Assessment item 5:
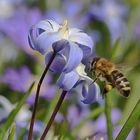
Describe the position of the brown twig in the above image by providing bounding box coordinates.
[40,90,67,140]
[28,52,56,140]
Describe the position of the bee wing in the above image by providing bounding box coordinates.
[116,63,134,74]
[112,56,138,73]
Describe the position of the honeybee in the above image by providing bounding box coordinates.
[90,57,131,97]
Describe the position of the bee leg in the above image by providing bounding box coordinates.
[101,83,106,99]
[89,73,101,86]
[102,83,114,99]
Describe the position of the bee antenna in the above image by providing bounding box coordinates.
[89,81,94,86]
[89,73,101,86]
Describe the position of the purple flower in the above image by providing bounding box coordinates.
[46,56,100,104]
[29,19,93,73]
[29,19,98,103]
[89,0,128,42]
[0,66,57,105]
[0,7,42,54]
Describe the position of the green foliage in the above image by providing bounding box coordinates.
[43,89,60,123]
[116,99,140,140]
[7,123,16,140]
[88,19,112,58]
[111,37,121,60]
[105,94,113,140]
[0,82,35,139]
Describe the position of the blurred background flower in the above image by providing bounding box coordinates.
[88,0,128,43]
[0,0,140,139]
[0,6,42,55]
[0,66,57,105]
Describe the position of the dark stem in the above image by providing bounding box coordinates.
[28,52,56,140]
[40,90,67,140]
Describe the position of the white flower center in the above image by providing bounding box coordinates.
[76,63,87,77]
[59,20,69,40]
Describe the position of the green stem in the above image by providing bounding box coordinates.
[116,99,140,140]
[105,94,113,140]
[40,90,67,140]
[135,120,140,140]
[28,52,56,140]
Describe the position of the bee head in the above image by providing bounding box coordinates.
[89,57,100,72]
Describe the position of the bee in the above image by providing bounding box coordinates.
[90,57,131,97]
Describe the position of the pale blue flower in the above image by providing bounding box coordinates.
[57,63,100,104]
[28,19,93,73]
[45,55,100,104]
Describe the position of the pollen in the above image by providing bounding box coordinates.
[105,84,113,92]
[59,20,69,39]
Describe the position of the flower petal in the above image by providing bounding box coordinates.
[35,20,60,32]
[63,42,83,73]
[69,28,93,56]
[28,20,62,54]
[57,71,79,91]
[45,52,66,73]
[35,32,61,54]
[28,27,38,50]
[52,39,69,52]
[82,85,88,98]
[81,82,100,104]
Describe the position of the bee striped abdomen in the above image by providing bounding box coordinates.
[111,70,131,97]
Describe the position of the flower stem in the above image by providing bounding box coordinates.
[28,52,56,140]
[40,90,67,140]
[105,93,113,140]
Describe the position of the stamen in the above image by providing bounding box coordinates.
[59,20,69,39]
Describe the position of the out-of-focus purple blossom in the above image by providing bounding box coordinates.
[90,109,134,140]
[46,0,88,28]
[0,7,42,54]
[29,19,93,73]
[67,105,99,139]
[54,112,64,123]
[0,66,57,105]
[89,0,128,43]
[78,121,95,139]
[69,108,134,139]
[95,109,121,132]
[133,21,140,38]
[67,105,90,128]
